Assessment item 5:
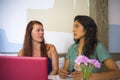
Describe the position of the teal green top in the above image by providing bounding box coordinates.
[66,42,111,73]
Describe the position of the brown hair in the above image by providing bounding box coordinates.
[23,20,47,57]
[74,15,98,57]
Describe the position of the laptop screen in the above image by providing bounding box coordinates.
[0,56,48,80]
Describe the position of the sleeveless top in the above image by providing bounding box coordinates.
[47,57,52,75]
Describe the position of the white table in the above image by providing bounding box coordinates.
[48,75,73,80]
[48,74,120,80]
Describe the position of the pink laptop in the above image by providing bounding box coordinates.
[0,56,48,80]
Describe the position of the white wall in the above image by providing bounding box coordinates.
[1,0,120,53]
[0,0,89,53]
[108,0,120,53]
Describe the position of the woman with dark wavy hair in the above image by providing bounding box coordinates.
[59,15,120,80]
[18,20,58,75]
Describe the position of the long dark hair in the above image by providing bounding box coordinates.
[23,20,47,57]
[74,15,98,57]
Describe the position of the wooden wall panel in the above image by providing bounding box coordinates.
[89,0,108,49]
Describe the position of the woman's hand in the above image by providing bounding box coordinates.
[58,68,68,79]
[71,71,83,80]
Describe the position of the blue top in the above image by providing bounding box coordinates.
[47,57,52,75]
[66,42,111,73]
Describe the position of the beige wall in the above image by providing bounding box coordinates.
[27,0,89,33]
[0,0,89,53]
[26,0,89,53]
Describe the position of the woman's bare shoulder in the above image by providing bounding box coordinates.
[46,43,56,50]
[18,49,24,56]
[46,43,58,58]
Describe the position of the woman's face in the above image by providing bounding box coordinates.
[72,20,86,40]
[31,24,44,43]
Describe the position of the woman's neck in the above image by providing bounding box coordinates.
[32,40,41,57]
[78,38,85,55]
[32,40,41,48]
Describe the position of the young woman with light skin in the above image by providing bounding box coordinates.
[59,15,120,80]
[18,20,58,75]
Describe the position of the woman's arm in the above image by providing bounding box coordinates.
[89,42,120,80]
[89,58,120,80]
[48,45,59,75]
[59,59,70,78]
[18,49,23,56]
